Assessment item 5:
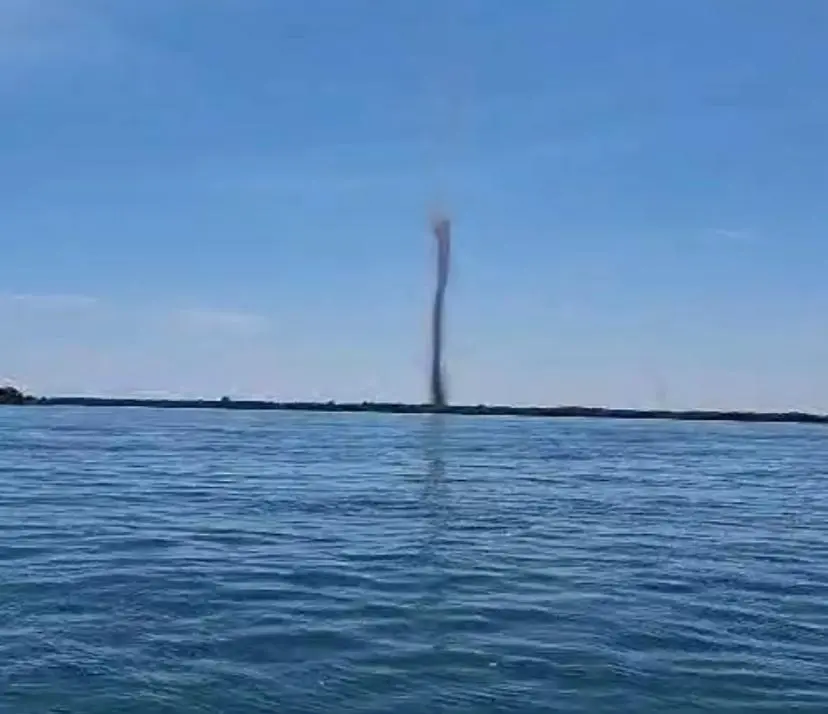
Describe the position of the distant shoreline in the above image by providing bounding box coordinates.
[11,396,828,425]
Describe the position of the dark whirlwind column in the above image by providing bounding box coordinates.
[430,216,451,408]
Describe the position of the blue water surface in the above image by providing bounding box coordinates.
[1,407,826,713]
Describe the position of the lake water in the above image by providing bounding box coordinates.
[1,407,826,713]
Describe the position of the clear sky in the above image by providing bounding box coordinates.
[1,0,827,411]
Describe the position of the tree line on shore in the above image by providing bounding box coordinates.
[2,386,826,425]
[0,385,34,405]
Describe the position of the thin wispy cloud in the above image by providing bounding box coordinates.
[711,228,756,243]
[0,293,270,338]
[528,133,643,162]
[0,292,100,311]
[167,307,271,336]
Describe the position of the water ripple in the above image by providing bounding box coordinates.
[1,407,827,712]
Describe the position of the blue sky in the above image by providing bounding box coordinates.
[2,0,827,410]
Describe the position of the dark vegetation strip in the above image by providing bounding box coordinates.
[9,393,827,425]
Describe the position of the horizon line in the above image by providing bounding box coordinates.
[8,393,827,426]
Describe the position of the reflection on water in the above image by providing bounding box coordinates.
[421,413,450,541]
[417,415,451,656]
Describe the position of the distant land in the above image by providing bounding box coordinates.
[2,387,826,425]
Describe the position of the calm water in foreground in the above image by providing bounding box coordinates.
[1,407,826,713]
